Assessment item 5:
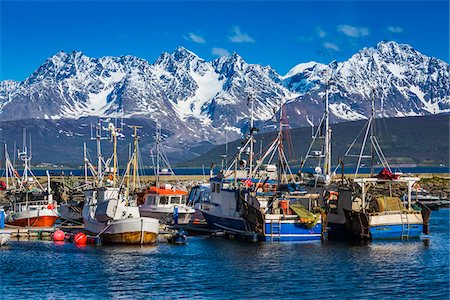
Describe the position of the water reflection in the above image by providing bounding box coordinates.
[0,209,448,299]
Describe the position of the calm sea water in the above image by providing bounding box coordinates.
[1,209,449,299]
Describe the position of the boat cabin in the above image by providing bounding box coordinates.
[144,185,188,207]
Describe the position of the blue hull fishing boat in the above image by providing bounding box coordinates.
[327,176,429,240]
[200,99,323,242]
[326,93,430,240]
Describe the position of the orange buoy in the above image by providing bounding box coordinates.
[74,232,87,245]
[53,229,65,241]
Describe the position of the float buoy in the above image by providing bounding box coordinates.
[74,232,87,245]
[53,229,65,241]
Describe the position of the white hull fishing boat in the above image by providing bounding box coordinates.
[3,134,58,228]
[138,125,195,225]
[82,123,159,245]
[83,188,159,244]
[200,98,323,242]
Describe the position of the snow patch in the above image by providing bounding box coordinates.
[329,103,367,121]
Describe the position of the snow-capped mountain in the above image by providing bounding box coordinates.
[0,41,449,157]
[282,41,450,127]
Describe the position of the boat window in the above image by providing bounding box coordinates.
[216,184,220,193]
[180,195,187,204]
[201,191,210,203]
[170,196,181,204]
[160,196,169,205]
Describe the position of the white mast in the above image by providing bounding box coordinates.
[248,95,255,177]
[155,124,161,188]
[324,75,332,179]
[91,121,107,187]
[83,142,88,184]
[4,144,8,189]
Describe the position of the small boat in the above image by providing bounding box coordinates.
[3,137,58,228]
[139,184,195,224]
[138,124,195,225]
[82,123,159,245]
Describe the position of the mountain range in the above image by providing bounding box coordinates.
[0,41,449,161]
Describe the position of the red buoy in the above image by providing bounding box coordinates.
[74,232,87,245]
[53,229,65,241]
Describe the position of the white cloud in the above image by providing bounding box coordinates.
[316,26,327,38]
[323,42,340,51]
[228,26,255,43]
[212,47,230,56]
[386,25,404,33]
[337,25,369,38]
[184,32,206,44]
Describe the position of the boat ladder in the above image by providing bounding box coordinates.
[270,220,281,242]
[400,213,409,239]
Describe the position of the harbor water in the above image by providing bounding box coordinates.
[1,209,449,299]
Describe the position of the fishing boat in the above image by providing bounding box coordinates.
[82,123,159,245]
[200,98,323,242]
[327,93,431,240]
[3,134,58,228]
[328,172,430,240]
[138,125,195,225]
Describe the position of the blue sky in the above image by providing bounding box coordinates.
[1,1,448,81]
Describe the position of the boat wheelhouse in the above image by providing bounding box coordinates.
[140,185,195,225]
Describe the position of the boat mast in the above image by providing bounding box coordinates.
[248,95,254,177]
[130,125,142,191]
[155,124,161,188]
[324,73,332,179]
[91,121,107,187]
[370,89,375,176]
[4,144,8,189]
[83,142,88,184]
[109,123,119,188]
[277,101,284,184]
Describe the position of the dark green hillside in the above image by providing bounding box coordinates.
[180,114,449,167]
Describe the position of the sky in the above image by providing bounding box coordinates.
[0,0,449,81]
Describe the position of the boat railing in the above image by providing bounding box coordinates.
[14,200,54,211]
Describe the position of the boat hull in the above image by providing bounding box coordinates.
[84,217,160,245]
[202,210,248,232]
[100,231,157,245]
[203,211,322,242]
[7,215,58,227]
[330,211,425,240]
[264,219,322,242]
[139,211,193,225]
